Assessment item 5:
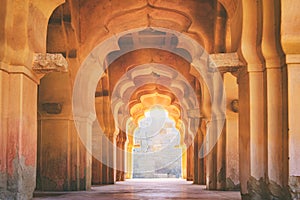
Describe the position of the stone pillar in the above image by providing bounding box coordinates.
[215,72,226,190]
[185,144,193,181]
[102,73,116,184]
[125,121,136,179]
[36,54,92,191]
[265,63,290,199]
[106,134,116,184]
[181,145,188,180]
[0,66,38,199]
[37,114,92,191]
[74,116,93,190]
[240,1,268,198]
[206,73,226,190]
[208,53,242,191]
[92,100,103,185]
[190,118,199,184]
[216,120,226,190]
[126,135,134,179]
[262,1,290,198]
[189,79,205,185]
[116,131,127,181]
[286,54,300,199]
[238,68,268,199]
[205,119,217,190]
[224,73,239,190]
[193,120,205,185]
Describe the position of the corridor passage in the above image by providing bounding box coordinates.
[34,179,241,200]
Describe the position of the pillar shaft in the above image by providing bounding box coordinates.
[185,145,192,181]
[194,121,205,185]
[224,73,239,190]
[266,66,289,198]
[116,131,126,181]
[217,122,226,190]
[126,133,134,179]
[126,145,133,179]
[239,69,268,198]
[0,70,38,199]
[92,97,104,185]
[182,146,188,180]
[286,55,300,199]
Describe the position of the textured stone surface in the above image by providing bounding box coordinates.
[244,177,292,200]
[289,176,300,200]
[268,180,291,200]
[246,177,269,200]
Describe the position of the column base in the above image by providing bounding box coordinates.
[289,176,300,200]
[226,178,240,191]
[0,191,12,200]
[242,176,292,200]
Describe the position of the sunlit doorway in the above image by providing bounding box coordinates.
[131,106,182,179]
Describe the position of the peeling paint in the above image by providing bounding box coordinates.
[7,118,37,176]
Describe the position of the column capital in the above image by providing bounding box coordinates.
[32,53,68,74]
[286,54,300,65]
[0,61,40,84]
[209,52,245,68]
[209,52,244,75]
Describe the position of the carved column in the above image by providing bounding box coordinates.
[0,66,38,199]
[262,1,290,199]
[125,121,136,179]
[189,110,205,184]
[207,53,242,191]
[184,127,193,181]
[0,52,70,199]
[224,73,240,190]
[238,67,268,199]
[36,53,92,191]
[193,118,205,185]
[286,55,300,199]
[97,72,116,184]
[281,0,300,196]
[186,139,193,181]
[116,130,127,181]
[205,69,225,190]
[92,97,104,185]
[216,72,228,191]
[239,1,269,198]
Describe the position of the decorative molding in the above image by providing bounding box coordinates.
[33,53,68,74]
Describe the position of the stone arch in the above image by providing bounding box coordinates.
[73,27,226,171]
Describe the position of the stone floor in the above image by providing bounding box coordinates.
[34,179,241,200]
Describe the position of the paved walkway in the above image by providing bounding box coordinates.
[34,179,241,200]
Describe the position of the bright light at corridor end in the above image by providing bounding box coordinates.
[72,27,226,173]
